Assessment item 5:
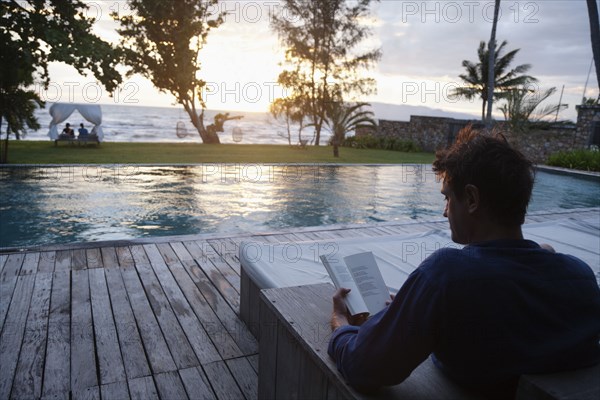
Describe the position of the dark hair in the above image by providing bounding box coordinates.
[432,126,535,226]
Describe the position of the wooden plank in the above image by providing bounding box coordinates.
[71,249,87,270]
[128,376,159,400]
[71,269,98,393]
[240,268,251,335]
[103,261,151,379]
[209,238,241,272]
[172,242,257,356]
[302,231,326,240]
[162,244,244,360]
[197,239,241,289]
[101,381,130,400]
[72,386,100,400]
[275,323,303,399]
[298,344,329,399]
[0,253,8,275]
[261,284,356,399]
[54,250,71,272]
[86,248,103,269]
[115,246,135,269]
[128,244,153,265]
[11,272,52,400]
[226,357,258,400]
[42,270,71,398]
[247,354,259,374]
[154,371,188,400]
[19,252,40,275]
[100,247,119,269]
[258,297,279,400]
[1,253,24,281]
[207,239,241,277]
[130,245,199,369]
[247,272,261,339]
[203,361,245,400]
[287,232,313,241]
[258,234,279,244]
[37,251,56,273]
[119,260,177,374]
[297,347,328,400]
[145,244,221,365]
[310,230,337,240]
[183,241,240,312]
[0,274,36,400]
[89,268,126,384]
[0,253,25,332]
[179,366,217,400]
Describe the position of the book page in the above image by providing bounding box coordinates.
[343,252,389,315]
[320,255,368,315]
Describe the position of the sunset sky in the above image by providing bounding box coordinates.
[39,0,598,122]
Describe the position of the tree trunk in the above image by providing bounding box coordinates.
[481,99,487,121]
[1,120,9,164]
[486,0,501,128]
[332,133,340,157]
[187,107,221,144]
[587,0,600,92]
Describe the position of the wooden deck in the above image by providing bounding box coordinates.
[0,208,598,400]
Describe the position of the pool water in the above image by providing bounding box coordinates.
[1,165,598,249]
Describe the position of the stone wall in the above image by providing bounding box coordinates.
[358,115,482,152]
[505,127,578,163]
[575,105,600,147]
[357,106,600,163]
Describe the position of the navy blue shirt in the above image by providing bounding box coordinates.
[328,240,600,394]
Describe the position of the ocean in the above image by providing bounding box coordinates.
[24,103,332,145]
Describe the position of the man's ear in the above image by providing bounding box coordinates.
[464,184,480,214]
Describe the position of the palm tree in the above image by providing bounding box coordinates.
[587,0,600,94]
[498,86,568,133]
[486,0,501,127]
[325,102,377,158]
[452,40,537,121]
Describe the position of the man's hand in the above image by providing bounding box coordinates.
[331,288,368,331]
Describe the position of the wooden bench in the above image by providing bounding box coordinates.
[258,283,600,400]
[54,134,100,146]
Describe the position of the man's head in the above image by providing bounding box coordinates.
[432,126,534,243]
[66,123,70,127]
[80,123,84,128]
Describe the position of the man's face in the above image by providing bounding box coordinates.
[441,179,471,244]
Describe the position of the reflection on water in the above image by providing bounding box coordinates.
[1,166,598,248]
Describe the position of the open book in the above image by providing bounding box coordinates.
[320,251,389,317]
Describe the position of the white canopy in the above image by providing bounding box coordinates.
[48,103,104,141]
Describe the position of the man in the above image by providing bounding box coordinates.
[61,122,74,137]
[329,128,600,398]
[78,123,89,137]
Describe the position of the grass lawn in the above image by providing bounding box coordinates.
[3,141,435,164]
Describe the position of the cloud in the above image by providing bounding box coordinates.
[372,0,596,120]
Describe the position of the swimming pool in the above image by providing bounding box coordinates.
[1,165,598,249]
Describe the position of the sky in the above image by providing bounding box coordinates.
[38,0,599,122]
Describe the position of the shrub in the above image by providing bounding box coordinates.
[342,135,421,152]
[546,148,600,172]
